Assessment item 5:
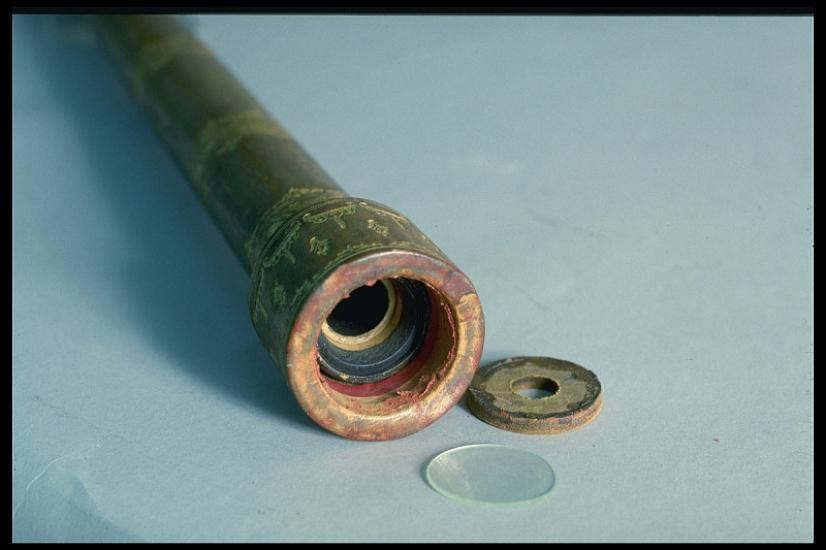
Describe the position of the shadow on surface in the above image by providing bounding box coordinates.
[24,16,320,433]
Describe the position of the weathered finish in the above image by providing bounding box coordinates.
[467,357,602,434]
[91,15,485,440]
[91,15,341,270]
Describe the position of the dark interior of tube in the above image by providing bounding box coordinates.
[317,278,431,385]
[318,277,458,410]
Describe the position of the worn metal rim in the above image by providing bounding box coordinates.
[467,356,602,434]
[286,249,485,441]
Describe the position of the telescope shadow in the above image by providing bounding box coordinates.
[25,16,321,434]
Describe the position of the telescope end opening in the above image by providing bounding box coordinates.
[285,250,484,441]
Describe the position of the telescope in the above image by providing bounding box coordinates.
[90,15,485,440]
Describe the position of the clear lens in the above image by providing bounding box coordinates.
[425,444,555,505]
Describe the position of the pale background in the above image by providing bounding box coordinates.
[12,15,813,542]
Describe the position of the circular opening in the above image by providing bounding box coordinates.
[321,280,400,351]
[284,248,484,440]
[511,376,559,399]
[317,278,431,386]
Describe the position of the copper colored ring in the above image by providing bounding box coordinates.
[467,356,602,434]
[286,249,485,441]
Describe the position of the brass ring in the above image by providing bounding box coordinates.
[467,356,602,434]
[320,279,403,352]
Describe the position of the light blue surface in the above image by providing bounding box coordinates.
[12,15,813,542]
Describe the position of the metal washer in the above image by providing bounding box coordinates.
[467,356,602,434]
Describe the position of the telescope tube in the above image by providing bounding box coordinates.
[90,15,484,440]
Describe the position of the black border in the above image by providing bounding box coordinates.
[9,3,818,15]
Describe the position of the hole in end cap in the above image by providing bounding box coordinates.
[512,376,560,399]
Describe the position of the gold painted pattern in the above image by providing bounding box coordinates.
[193,109,289,185]
[245,188,345,267]
[137,33,210,77]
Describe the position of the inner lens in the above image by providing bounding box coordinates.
[318,278,430,384]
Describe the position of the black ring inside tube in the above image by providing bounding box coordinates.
[318,279,430,384]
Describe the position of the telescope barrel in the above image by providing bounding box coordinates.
[91,15,485,440]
